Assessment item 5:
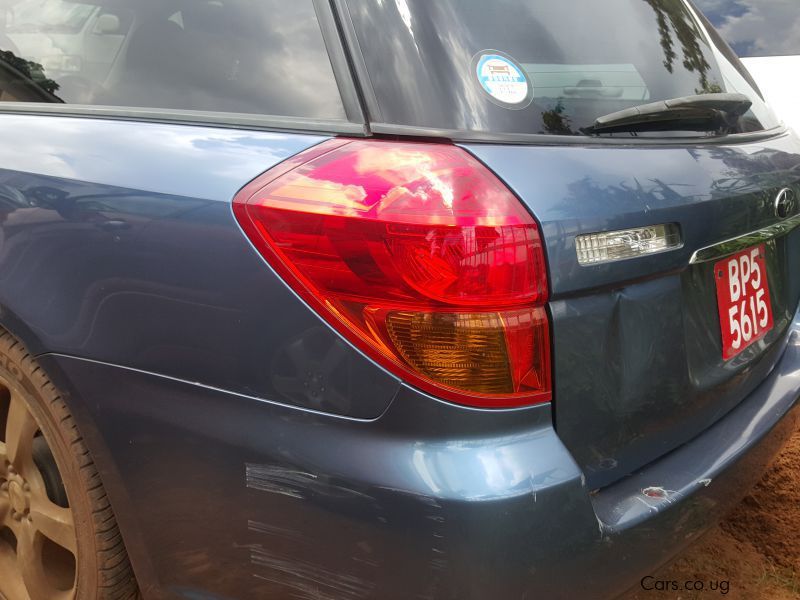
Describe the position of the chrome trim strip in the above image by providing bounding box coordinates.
[689,213,800,264]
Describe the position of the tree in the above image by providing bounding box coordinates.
[644,0,713,88]
[0,49,60,96]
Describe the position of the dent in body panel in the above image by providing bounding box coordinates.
[551,277,690,485]
[468,136,800,489]
[593,308,800,534]
[553,272,795,489]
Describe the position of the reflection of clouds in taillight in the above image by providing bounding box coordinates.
[355,146,456,217]
[234,139,551,408]
[265,175,369,217]
[354,146,435,177]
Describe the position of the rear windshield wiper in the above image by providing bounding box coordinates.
[583,93,752,136]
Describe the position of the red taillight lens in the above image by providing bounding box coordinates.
[234,139,551,408]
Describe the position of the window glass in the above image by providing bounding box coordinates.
[0,0,347,120]
[9,0,97,34]
[344,0,779,136]
[694,0,800,57]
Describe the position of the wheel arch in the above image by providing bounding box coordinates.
[0,324,160,598]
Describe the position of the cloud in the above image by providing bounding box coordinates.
[696,0,800,57]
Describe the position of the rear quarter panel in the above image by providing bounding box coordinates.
[0,114,400,419]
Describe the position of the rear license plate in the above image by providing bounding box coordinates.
[714,244,774,360]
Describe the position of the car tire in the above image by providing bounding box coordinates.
[0,330,139,599]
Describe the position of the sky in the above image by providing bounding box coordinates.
[694,0,800,57]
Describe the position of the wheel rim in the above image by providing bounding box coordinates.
[0,377,77,600]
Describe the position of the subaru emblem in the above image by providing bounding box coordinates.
[774,188,796,220]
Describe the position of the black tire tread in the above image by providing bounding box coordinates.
[0,330,140,599]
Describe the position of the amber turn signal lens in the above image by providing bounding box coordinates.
[383,308,549,397]
[233,139,551,408]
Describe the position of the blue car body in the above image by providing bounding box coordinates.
[0,113,796,598]
[0,0,799,597]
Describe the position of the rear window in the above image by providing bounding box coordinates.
[344,0,779,137]
[0,0,346,120]
[693,0,800,57]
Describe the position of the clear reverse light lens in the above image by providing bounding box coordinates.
[576,224,682,266]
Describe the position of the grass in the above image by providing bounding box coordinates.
[757,563,800,596]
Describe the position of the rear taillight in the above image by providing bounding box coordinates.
[233,139,551,408]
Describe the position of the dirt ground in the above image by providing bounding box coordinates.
[626,432,800,599]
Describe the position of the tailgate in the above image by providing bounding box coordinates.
[338,0,800,488]
[466,134,800,488]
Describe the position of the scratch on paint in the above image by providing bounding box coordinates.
[244,469,449,597]
[253,572,337,600]
[374,488,449,592]
[352,555,380,568]
[635,496,659,513]
[640,486,682,509]
[596,516,607,539]
[247,520,306,544]
[642,486,668,499]
[248,544,374,600]
[642,486,679,499]
[698,478,712,487]
[243,518,381,597]
[375,487,441,508]
[245,463,375,502]
[425,514,445,523]
[245,464,316,499]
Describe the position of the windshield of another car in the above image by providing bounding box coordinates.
[7,0,95,34]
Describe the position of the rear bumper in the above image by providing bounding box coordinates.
[40,307,800,600]
[584,313,800,597]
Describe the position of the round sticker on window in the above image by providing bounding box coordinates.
[473,51,532,109]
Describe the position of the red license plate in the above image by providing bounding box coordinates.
[714,244,774,360]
